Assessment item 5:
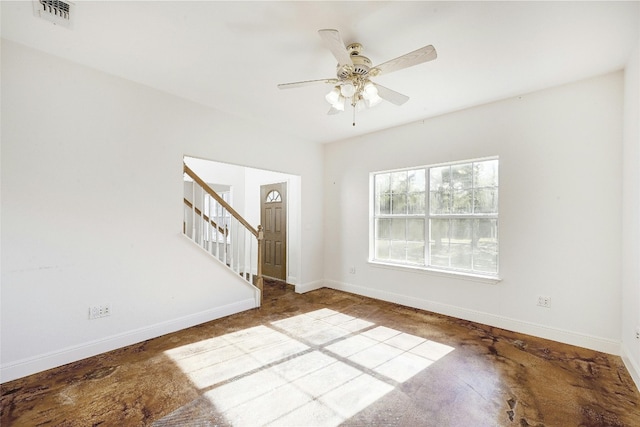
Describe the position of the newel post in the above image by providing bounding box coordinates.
[256,225,264,306]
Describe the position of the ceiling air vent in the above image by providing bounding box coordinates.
[32,0,74,28]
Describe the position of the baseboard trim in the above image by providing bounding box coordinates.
[621,343,640,392]
[324,280,620,355]
[295,280,325,294]
[1,298,256,384]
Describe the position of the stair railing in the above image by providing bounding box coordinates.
[183,164,264,304]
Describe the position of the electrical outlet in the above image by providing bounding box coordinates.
[349,266,356,274]
[537,296,551,308]
[89,304,111,319]
[635,326,640,340]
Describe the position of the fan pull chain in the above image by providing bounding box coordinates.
[352,104,356,127]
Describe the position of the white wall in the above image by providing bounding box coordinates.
[0,40,324,382]
[324,71,624,354]
[622,37,640,388]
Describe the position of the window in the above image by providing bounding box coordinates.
[265,190,282,203]
[372,158,498,276]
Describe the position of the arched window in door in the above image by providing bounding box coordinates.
[265,190,282,203]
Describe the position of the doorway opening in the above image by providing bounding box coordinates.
[183,155,301,285]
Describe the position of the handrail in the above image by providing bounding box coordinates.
[183,198,228,236]
[183,163,264,304]
[184,164,258,238]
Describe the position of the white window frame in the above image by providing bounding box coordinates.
[369,156,500,283]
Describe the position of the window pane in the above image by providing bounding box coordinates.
[407,218,425,242]
[375,173,390,194]
[391,193,407,214]
[408,192,425,214]
[430,167,452,214]
[407,242,425,264]
[376,240,390,260]
[390,218,406,240]
[390,241,406,262]
[474,244,498,273]
[430,166,450,189]
[474,188,498,214]
[376,193,391,215]
[474,160,499,187]
[266,190,282,203]
[451,163,473,189]
[391,171,408,193]
[473,219,498,273]
[376,218,391,239]
[408,169,426,192]
[451,218,472,242]
[429,218,450,267]
[452,189,472,213]
[450,219,472,270]
[450,243,472,270]
[430,189,450,214]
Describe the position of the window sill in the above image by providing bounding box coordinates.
[368,260,502,285]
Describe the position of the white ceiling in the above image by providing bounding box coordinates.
[2,1,638,144]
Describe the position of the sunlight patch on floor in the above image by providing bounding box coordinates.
[165,308,455,426]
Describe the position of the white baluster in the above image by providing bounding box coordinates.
[245,227,249,280]
[222,207,228,266]
[191,181,196,241]
[212,199,216,256]
[215,199,220,260]
[249,234,258,284]
[242,226,248,280]
[240,227,246,280]
[235,218,240,276]
[229,216,234,271]
[200,185,205,248]
[207,196,212,254]
[232,217,237,274]
[183,203,187,236]
[231,216,237,272]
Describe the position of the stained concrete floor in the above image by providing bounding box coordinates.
[2,280,640,426]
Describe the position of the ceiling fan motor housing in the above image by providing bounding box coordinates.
[337,54,372,79]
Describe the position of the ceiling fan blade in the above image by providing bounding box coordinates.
[277,78,338,90]
[372,45,437,76]
[327,106,344,115]
[318,29,353,68]
[373,83,410,106]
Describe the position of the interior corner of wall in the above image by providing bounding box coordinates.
[294,280,325,294]
[621,342,640,393]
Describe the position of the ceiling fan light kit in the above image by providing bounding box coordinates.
[339,82,356,97]
[325,87,345,111]
[278,29,437,126]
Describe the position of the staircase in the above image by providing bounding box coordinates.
[183,163,264,304]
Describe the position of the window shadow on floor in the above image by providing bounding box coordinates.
[156,308,454,426]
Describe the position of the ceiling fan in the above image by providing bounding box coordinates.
[277,29,437,125]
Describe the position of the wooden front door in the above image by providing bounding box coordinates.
[261,182,287,281]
